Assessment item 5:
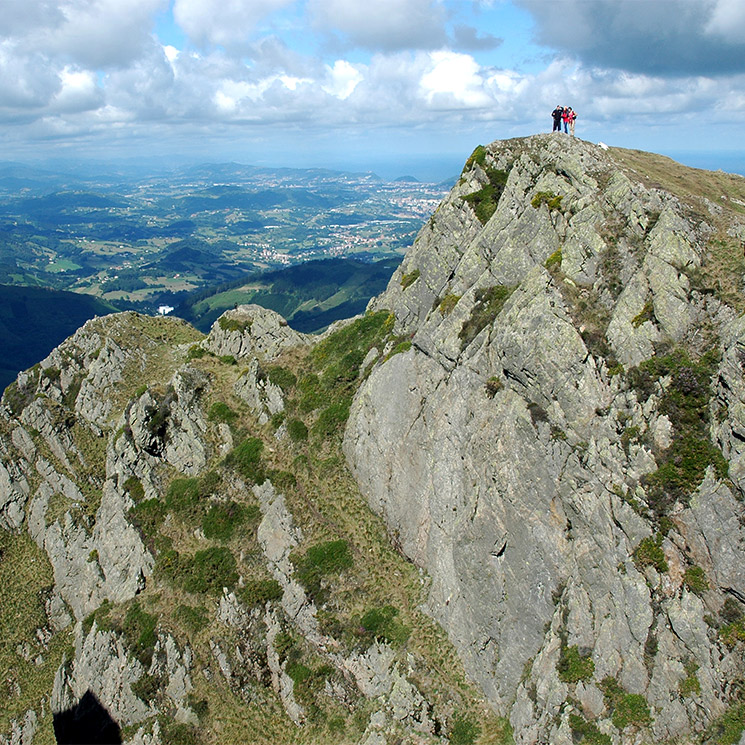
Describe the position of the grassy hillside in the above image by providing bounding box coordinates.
[175,257,401,333]
[0,284,117,391]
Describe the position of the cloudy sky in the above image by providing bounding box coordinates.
[1,0,744,179]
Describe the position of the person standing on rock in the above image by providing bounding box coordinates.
[567,107,577,136]
[552,105,564,132]
[562,106,571,133]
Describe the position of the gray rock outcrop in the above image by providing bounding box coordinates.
[203,304,309,362]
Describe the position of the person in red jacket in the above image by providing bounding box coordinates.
[561,106,570,133]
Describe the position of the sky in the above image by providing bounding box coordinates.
[1,0,744,181]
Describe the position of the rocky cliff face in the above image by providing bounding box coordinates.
[345,135,745,743]
[2,135,745,745]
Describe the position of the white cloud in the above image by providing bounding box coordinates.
[103,48,180,119]
[309,0,448,50]
[705,0,745,43]
[420,51,491,108]
[30,0,168,69]
[210,73,316,120]
[0,41,60,112]
[173,0,295,48]
[52,67,102,113]
[0,0,65,38]
[163,45,180,64]
[280,75,306,91]
[486,70,522,94]
[323,59,362,99]
[0,0,743,159]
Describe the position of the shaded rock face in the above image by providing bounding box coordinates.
[346,135,745,742]
[52,625,151,730]
[53,689,122,745]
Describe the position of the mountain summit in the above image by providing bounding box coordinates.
[2,135,745,745]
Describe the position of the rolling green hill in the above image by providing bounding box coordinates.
[0,284,118,391]
[174,256,401,333]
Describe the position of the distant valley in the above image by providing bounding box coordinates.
[175,256,401,334]
[0,161,448,313]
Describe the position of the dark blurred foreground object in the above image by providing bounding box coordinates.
[53,690,122,745]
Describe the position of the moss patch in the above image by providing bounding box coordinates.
[600,677,652,730]
[631,299,655,328]
[462,168,510,224]
[531,191,563,211]
[633,533,668,573]
[291,539,353,603]
[557,645,595,683]
[358,605,410,647]
[706,701,745,745]
[568,713,611,745]
[629,348,728,516]
[218,316,251,333]
[400,269,420,290]
[683,565,709,595]
[438,294,461,315]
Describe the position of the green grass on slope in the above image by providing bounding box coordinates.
[612,147,745,314]
[0,531,73,743]
[174,257,401,333]
[611,148,745,216]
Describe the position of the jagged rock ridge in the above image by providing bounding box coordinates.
[0,305,495,745]
[2,135,745,745]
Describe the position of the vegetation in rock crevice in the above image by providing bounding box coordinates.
[600,677,653,731]
[400,268,420,289]
[569,713,611,745]
[462,167,510,225]
[688,235,745,315]
[218,316,252,333]
[463,144,488,171]
[557,644,595,684]
[633,533,668,573]
[629,347,728,516]
[530,191,563,212]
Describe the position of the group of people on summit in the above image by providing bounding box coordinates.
[551,105,577,136]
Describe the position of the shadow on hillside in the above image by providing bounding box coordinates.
[53,690,122,745]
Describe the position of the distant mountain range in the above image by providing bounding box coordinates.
[0,160,385,195]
